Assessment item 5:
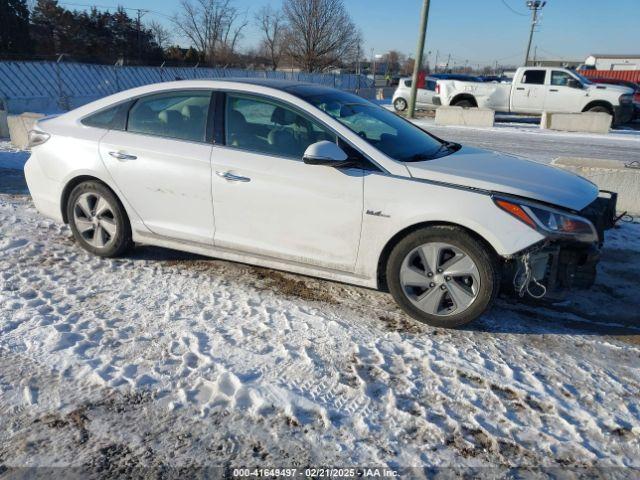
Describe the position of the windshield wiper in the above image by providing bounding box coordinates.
[403,141,460,162]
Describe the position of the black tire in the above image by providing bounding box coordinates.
[587,105,615,125]
[453,99,474,108]
[385,226,500,328]
[394,98,408,111]
[66,181,132,258]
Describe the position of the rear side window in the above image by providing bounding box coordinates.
[127,90,212,142]
[521,70,546,85]
[81,103,128,130]
[426,80,436,91]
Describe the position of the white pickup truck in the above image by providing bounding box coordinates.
[434,66,635,125]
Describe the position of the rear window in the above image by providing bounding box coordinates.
[522,70,546,85]
[81,103,128,130]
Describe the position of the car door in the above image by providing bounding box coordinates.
[99,89,215,244]
[211,92,364,272]
[511,69,547,113]
[545,70,585,112]
[418,78,437,106]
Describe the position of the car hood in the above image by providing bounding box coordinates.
[405,146,599,211]
[588,83,634,95]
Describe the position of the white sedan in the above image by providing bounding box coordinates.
[24,79,617,327]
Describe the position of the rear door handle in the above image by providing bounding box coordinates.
[516,87,525,91]
[109,151,137,161]
[216,171,251,182]
[549,88,559,92]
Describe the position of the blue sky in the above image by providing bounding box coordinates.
[63,0,637,67]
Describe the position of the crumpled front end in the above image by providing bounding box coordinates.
[505,191,618,299]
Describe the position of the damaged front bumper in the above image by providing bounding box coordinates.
[506,191,618,299]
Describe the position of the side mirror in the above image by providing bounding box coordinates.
[567,79,582,89]
[303,141,349,166]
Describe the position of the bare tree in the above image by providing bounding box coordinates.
[255,5,284,71]
[282,0,361,72]
[171,0,247,66]
[149,20,172,50]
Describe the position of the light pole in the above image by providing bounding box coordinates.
[524,1,546,66]
[408,0,431,118]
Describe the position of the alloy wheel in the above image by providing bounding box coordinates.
[400,242,480,316]
[72,192,118,249]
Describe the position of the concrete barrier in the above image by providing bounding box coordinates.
[435,106,495,127]
[552,157,640,215]
[0,110,8,138]
[541,111,611,134]
[7,112,45,150]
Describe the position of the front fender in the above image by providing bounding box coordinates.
[355,173,545,280]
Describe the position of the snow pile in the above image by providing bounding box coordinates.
[1,194,639,470]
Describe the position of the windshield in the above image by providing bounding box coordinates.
[299,90,449,161]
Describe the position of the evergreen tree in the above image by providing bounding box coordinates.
[0,0,32,56]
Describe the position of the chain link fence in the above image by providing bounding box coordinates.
[0,61,374,114]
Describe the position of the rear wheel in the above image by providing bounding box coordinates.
[386,226,499,328]
[394,98,408,111]
[67,181,132,258]
[453,99,474,108]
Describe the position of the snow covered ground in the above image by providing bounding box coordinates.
[1,151,640,472]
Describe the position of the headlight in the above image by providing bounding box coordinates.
[619,94,633,104]
[494,197,597,242]
[27,130,50,148]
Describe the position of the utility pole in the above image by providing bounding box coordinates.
[134,8,148,63]
[371,48,376,86]
[408,0,431,118]
[434,50,439,73]
[524,1,546,66]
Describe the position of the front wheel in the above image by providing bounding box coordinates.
[394,98,408,111]
[386,226,500,328]
[587,105,615,125]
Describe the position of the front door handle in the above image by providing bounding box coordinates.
[216,171,251,182]
[109,151,137,161]
[549,88,559,92]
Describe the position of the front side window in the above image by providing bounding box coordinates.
[127,90,211,142]
[225,93,335,158]
[522,70,546,85]
[551,71,574,86]
[301,90,445,162]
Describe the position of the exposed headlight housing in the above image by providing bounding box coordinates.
[27,130,50,148]
[494,197,598,243]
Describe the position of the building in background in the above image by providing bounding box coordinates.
[583,54,640,71]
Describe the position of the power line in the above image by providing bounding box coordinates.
[500,0,528,17]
